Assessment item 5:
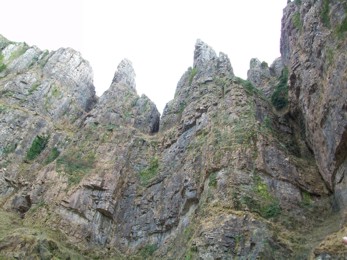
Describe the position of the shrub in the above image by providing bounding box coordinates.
[26,135,49,161]
[139,157,159,185]
[271,67,289,110]
[294,0,301,5]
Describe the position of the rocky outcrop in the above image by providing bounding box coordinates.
[281,0,347,198]
[247,57,284,98]
[0,1,346,257]
[86,59,160,134]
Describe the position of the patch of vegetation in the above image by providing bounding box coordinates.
[242,174,281,219]
[321,0,330,27]
[139,244,157,258]
[209,172,218,188]
[271,67,289,110]
[234,77,260,96]
[26,135,49,161]
[0,104,7,113]
[179,101,186,114]
[261,61,268,69]
[106,123,117,132]
[232,191,241,210]
[261,116,272,132]
[51,85,61,98]
[300,191,312,207]
[139,157,159,185]
[56,151,95,186]
[0,53,6,73]
[336,15,347,38]
[0,143,17,157]
[188,67,198,85]
[29,200,47,213]
[9,45,28,63]
[326,48,334,66]
[292,12,302,31]
[44,147,60,165]
[28,82,40,95]
[294,0,302,5]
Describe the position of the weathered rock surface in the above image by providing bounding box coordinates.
[0,1,346,258]
[281,0,347,195]
[247,57,284,98]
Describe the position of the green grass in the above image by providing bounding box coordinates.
[1,143,17,157]
[241,174,281,219]
[326,48,334,66]
[321,0,330,27]
[336,16,347,38]
[0,104,7,113]
[28,82,40,95]
[56,151,95,186]
[9,45,28,63]
[139,244,157,258]
[0,53,6,73]
[188,67,198,85]
[234,77,261,96]
[300,191,312,207]
[209,172,218,188]
[26,135,49,161]
[292,12,302,31]
[44,147,60,165]
[271,67,289,110]
[139,157,159,185]
[261,61,268,69]
[51,85,61,98]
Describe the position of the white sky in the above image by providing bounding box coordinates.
[0,0,287,113]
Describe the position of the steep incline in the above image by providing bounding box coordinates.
[0,1,346,258]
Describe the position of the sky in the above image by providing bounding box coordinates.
[0,0,287,113]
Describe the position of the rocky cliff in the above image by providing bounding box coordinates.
[0,0,346,259]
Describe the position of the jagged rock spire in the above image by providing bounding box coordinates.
[112,58,136,90]
[193,39,217,69]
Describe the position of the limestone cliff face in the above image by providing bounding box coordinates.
[281,0,347,195]
[0,1,346,258]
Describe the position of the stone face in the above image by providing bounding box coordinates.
[87,59,160,134]
[281,0,347,194]
[0,2,347,257]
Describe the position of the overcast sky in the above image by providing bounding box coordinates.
[0,0,287,113]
